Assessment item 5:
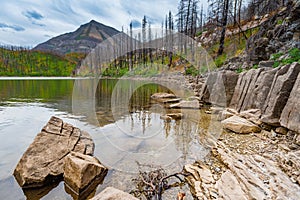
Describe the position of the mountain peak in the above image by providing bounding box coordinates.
[33,21,120,55]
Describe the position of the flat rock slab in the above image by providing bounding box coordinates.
[170,100,200,109]
[222,115,261,134]
[151,93,176,99]
[13,116,95,188]
[91,187,138,200]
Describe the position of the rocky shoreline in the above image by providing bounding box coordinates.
[180,60,300,199]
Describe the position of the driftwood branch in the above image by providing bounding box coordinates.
[130,163,191,200]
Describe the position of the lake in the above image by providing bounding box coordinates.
[0,78,222,199]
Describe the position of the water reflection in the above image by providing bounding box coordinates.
[0,78,222,200]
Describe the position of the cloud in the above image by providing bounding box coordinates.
[23,10,44,20]
[0,0,208,46]
[0,23,25,32]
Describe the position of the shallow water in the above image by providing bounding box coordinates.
[0,78,222,199]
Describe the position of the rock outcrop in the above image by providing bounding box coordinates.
[200,70,238,107]
[280,72,300,133]
[64,152,108,194]
[261,63,300,126]
[13,116,95,188]
[229,68,276,112]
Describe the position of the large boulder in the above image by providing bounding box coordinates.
[280,72,300,133]
[64,152,108,194]
[13,116,95,188]
[91,187,138,200]
[200,71,238,107]
[261,63,300,126]
[222,115,261,134]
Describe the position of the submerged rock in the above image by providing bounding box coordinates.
[64,152,107,194]
[222,115,261,134]
[13,116,95,188]
[91,187,138,200]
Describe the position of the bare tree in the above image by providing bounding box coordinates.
[218,0,230,56]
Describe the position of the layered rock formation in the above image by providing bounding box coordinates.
[184,141,300,200]
[197,62,300,134]
[280,72,300,133]
[199,70,238,107]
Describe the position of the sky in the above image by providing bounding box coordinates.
[0,0,185,47]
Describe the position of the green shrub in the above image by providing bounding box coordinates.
[273,61,280,68]
[271,52,284,60]
[185,65,198,76]
[235,67,243,73]
[289,48,300,61]
[214,54,227,68]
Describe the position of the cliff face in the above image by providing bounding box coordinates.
[197,62,300,133]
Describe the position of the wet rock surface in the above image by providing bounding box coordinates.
[13,116,95,188]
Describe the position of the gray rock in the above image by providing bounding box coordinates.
[200,70,238,107]
[261,63,300,126]
[91,187,138,200]
[280,70,300,132]
[13,116,95,188]
[258,60,274,68]
[230,68,270,112]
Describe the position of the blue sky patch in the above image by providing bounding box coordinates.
[0,23,25,31]
[24,10,44,20]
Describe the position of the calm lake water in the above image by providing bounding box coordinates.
[0,78,222,200]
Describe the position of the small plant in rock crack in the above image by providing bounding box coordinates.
[130,162,190,200]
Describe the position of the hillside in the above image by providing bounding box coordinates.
[0,47,85,76]
[33,20,120,55]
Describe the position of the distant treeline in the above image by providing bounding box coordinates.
[0,46,85,76]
